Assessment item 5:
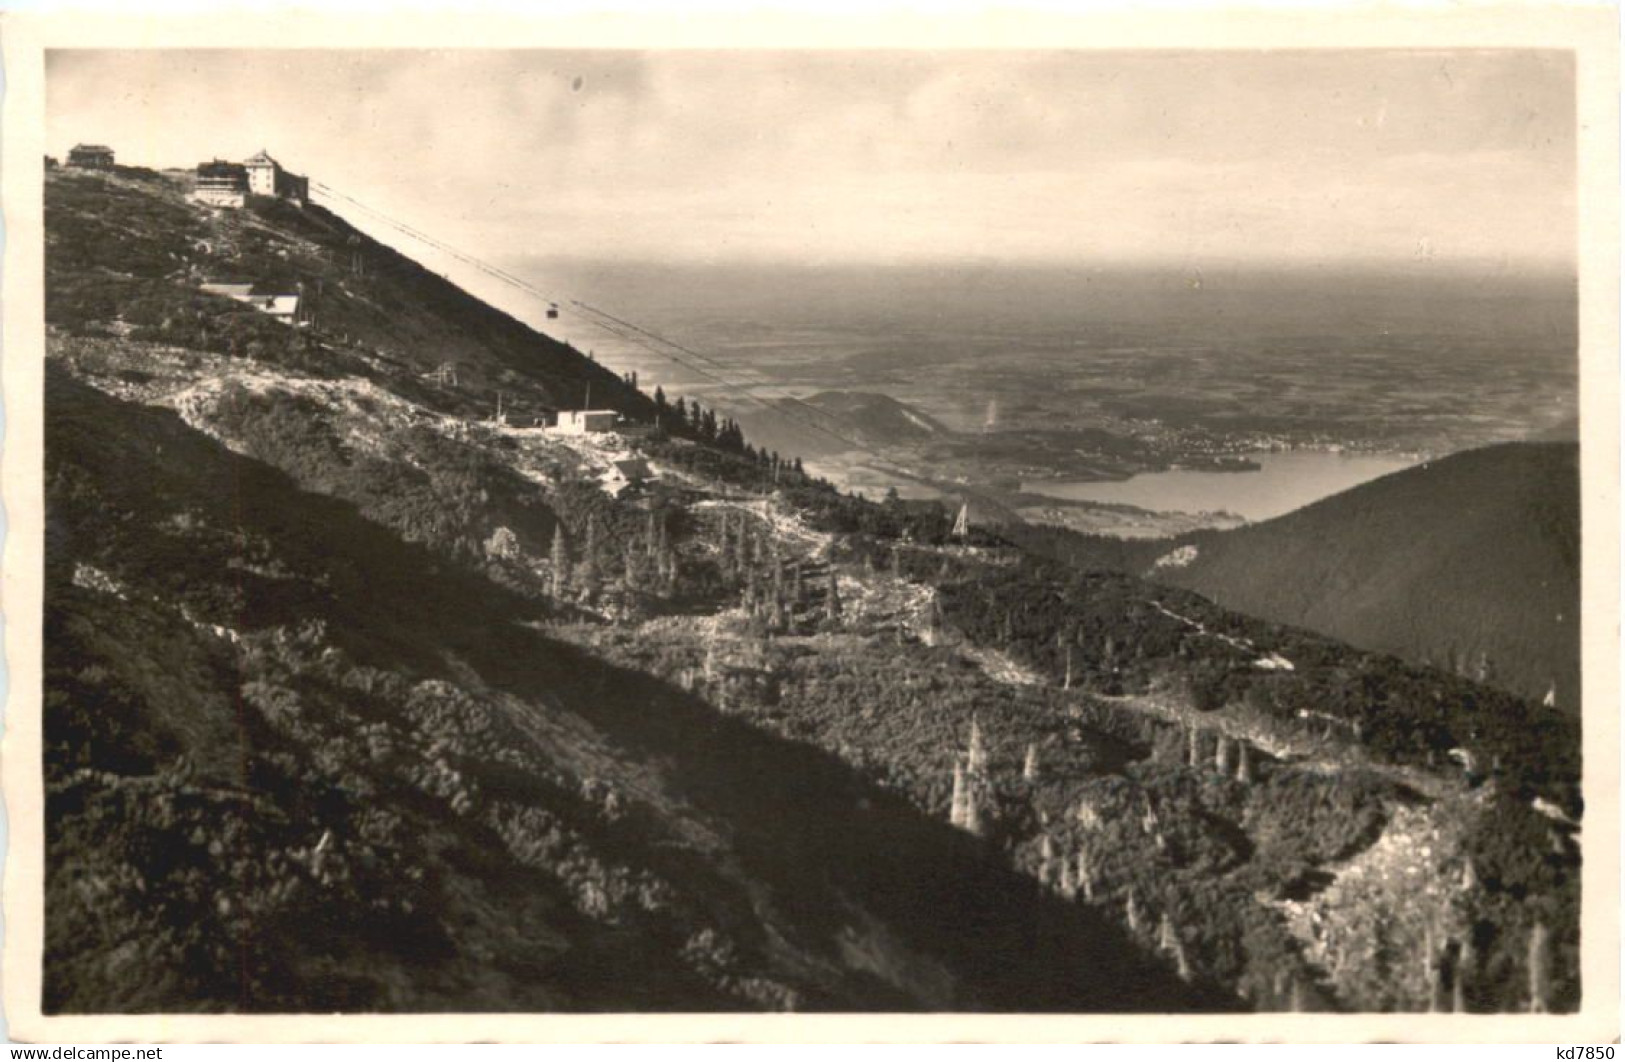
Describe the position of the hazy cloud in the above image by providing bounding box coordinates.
[47,48,1575,268]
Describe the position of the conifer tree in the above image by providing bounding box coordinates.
[1236,740,1254,784]
[1158,912,1178,955]
[1077,851,1095,902]
[549,527,571,598]
[963,789,984,837]
[656,521,675,594]
[1528,922,1552,1013]
[1038,834,1057,886]
[967,716,989,775]
[577,517,600,598]
[1424,926,1442,1013]
[1174,939,1193,982]
[622,543,641,593]
[1453,939,1475,1013]
[645,511,661,558]
[948,752,984,837]
[950,759,968,829]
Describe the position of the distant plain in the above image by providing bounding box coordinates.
[531,258,1577,530]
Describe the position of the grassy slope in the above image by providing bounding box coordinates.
[46,168,649,422]
[1157,443,1580,710]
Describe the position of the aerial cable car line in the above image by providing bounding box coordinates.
[318,181,841,439]
[312,180,813,407]
[563,299,883,440]
[309,184,905,468]
[307,180,900,463]
[312,181,556,301]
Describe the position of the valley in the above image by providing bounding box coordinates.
[537,256,1578,530]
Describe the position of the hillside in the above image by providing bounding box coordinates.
[795,391,951,444]
[731,390,951,463]
[42,164,1582,1015]
[1154,444,1580,711]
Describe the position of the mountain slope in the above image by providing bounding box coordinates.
[42,165,1581,1015]
[795,391,951,444]
[46,366,1214,1013]
[1156,443,1580,710]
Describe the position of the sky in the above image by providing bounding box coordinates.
[47,49,1576,272]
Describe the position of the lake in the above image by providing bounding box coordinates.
[1022,451,1419,523]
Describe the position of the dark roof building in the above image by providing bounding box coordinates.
[193,159,249,207]
[599,457,654,498]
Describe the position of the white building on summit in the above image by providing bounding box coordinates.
[243,150,309,204]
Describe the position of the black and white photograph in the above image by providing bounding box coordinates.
[2,5,1618,1044]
